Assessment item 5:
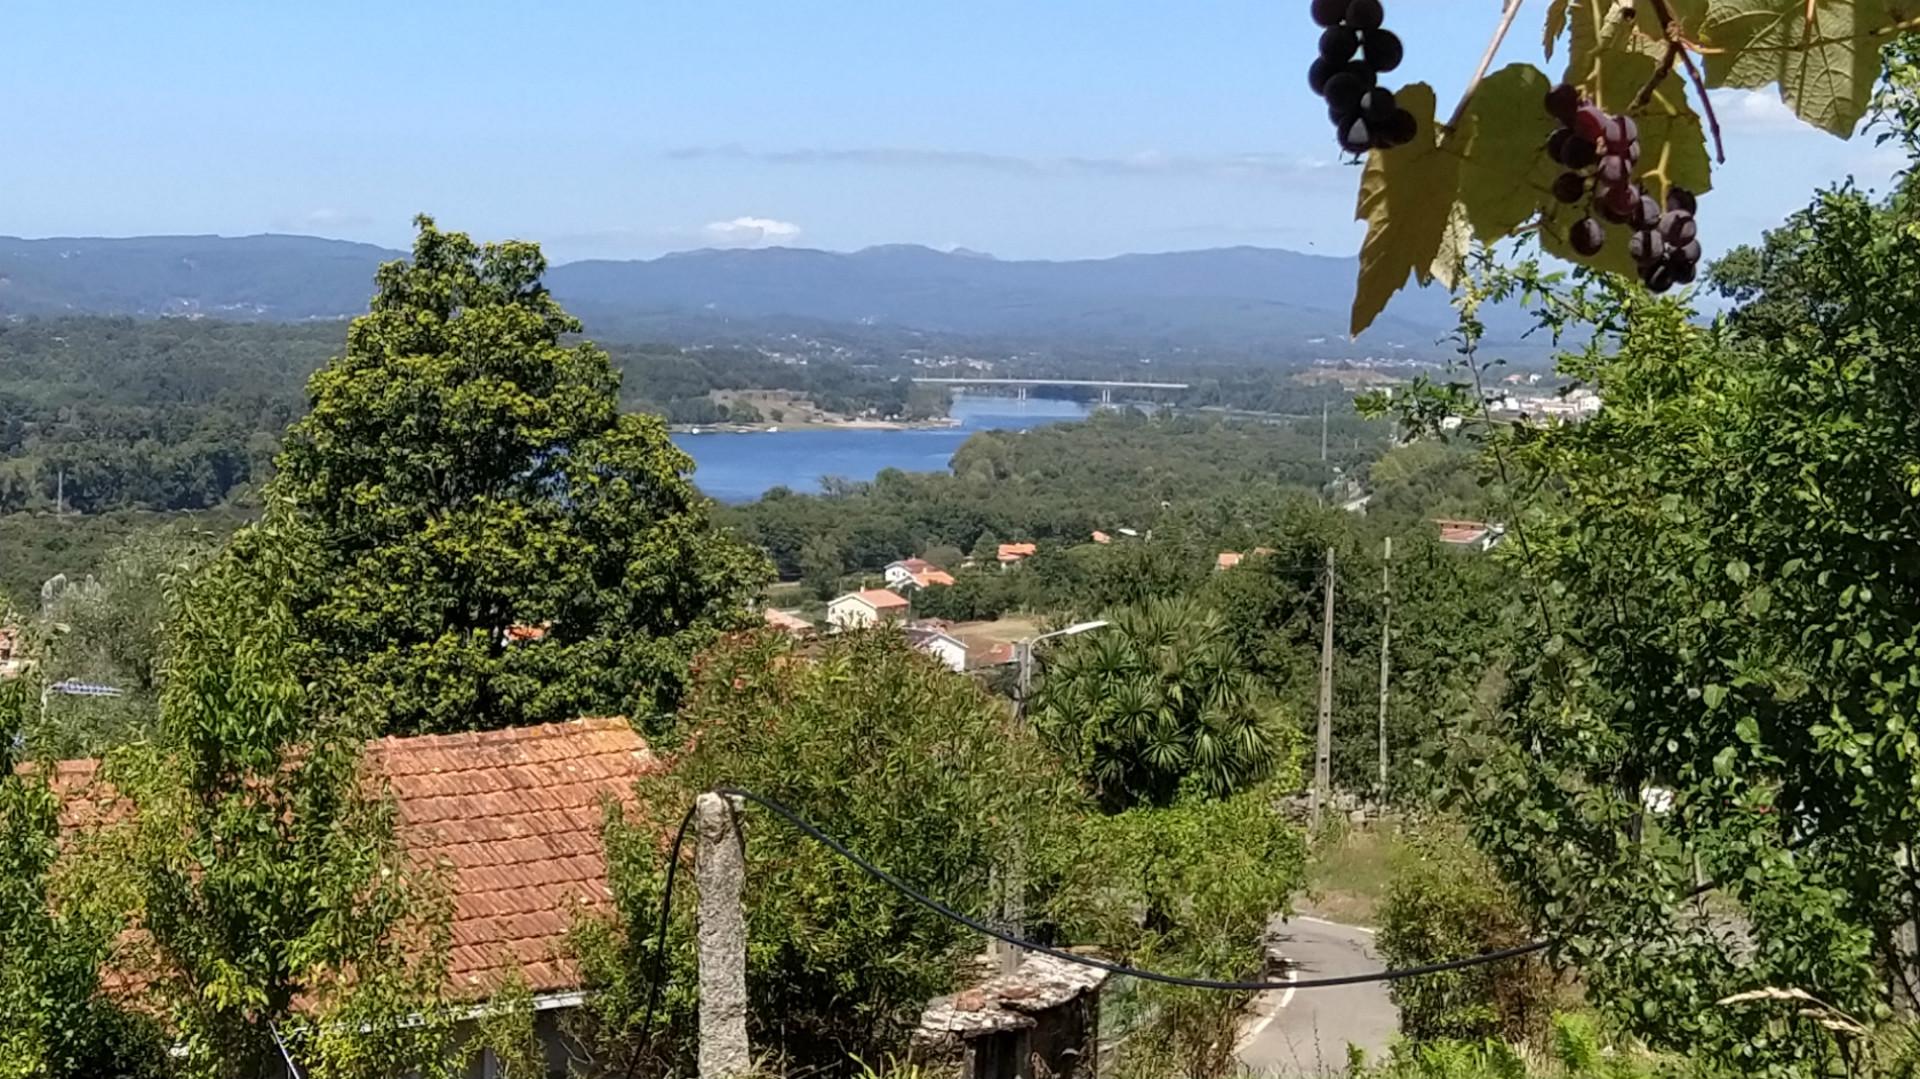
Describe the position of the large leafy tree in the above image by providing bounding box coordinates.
[0,658,163,1079]
[1035,595,1289,810]
[253,217,766,733]
[1382,180,1920,1069]
[113,515,456,1078]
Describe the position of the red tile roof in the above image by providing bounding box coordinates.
[1091,531,1111,544]
[1216,551,1243,570]
[845,588,911,610]
[913,568,956,588]
[1432,518,1495,545]
[368,717,661,997]
[43,718,662,1003]
[762,608,814,635]
[997,543,1037,562]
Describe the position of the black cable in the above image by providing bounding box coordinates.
[705,786,1551,991]
[627,800,698,1079]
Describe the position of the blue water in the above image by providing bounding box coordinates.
[674,395,1091,502]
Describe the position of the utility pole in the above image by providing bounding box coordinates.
[1320,402,1329,462]
[696,793,750,1079]
[55,468,63,517]
[1312,546,1334,825]
[1377,536,1392,805]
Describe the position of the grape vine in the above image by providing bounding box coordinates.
[1309,0,1415,153]
[1339,0,1920,335]
[1543,83,1701,292]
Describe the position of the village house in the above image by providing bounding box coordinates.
[884,557,957,591]
[50,718,660,1078]
[762,608,815,637]
[903,622,968,673]
[827,588,912,630]
[996,543,1037,569]
[1433,518,1506,551]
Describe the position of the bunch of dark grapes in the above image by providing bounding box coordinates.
[1309,0,1415,154]
[1542,83,1701,292]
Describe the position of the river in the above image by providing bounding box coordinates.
[672,395,1092,502]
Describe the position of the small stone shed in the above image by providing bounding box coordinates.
[914,954,1110,1079]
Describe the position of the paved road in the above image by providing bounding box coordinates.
[1237,915,1399,1075]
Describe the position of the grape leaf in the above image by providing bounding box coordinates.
[1699,0,1902,136]
[1430,202,1476,289]
[1454,64,1560,243]
[1351,83,1462,336]
[1545,0,1572,59]
[1567,0,1664,96]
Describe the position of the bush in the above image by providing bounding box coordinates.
[1377,825,1558,1047]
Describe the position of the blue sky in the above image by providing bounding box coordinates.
[2,1,1906,263]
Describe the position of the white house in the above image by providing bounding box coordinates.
[884,558,956,591]
[828,588,912,630]
[904,623,968,673]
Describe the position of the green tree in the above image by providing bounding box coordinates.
[251,217,767,733]
[580,630,1083,1075]
[112,519,454,1077]
[0,656,163,1079]
[1382,187,1920,1068]
[798,533,844,600]
[1035,596,1289,810]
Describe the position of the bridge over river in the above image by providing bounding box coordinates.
[910,377,1189,404]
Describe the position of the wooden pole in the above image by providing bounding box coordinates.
[1313,547,1335,824]
[696,793,750,1079]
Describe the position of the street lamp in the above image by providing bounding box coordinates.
[1014,620,1108,721]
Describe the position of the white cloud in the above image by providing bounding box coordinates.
[1709,88,1810,134]
[702,216,803,246]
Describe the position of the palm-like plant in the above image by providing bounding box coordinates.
[1035,596,1288,810]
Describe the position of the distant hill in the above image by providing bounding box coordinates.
[0,234,394,320]
[0,234,1538,356]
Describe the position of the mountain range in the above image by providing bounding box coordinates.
[0,233,1537,357]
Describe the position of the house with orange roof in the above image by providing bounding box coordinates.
[762,608,815,637]
[1090,531,1111,545]
[996,543,1037,569]
[1216,551,1243,571]
[1432,519,1506,551]
[884,558,956,591]
[45,718,661,1074]
[826,588,912,630]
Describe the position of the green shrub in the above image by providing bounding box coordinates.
[1377,825,1558,1047]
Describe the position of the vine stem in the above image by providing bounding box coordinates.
[1640,0,1727,164]
[1445,0,1528,135]
[1678,46,1726,163]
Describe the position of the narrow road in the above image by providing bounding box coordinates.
[1237,915,1399,1075]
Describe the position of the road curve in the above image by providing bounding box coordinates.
[1237,915,1400,1075]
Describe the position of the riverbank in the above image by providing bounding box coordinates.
[670,415,961,434]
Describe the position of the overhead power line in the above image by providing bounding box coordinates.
[639,787,1551,1001]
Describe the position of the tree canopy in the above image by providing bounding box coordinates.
[245,217,768,733]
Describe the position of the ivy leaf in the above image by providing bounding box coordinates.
[1454,65,1561,243]
[1350,83,1462,337]
[1700,0,1901,136]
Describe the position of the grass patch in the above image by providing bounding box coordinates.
[1303,817,1407,926]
